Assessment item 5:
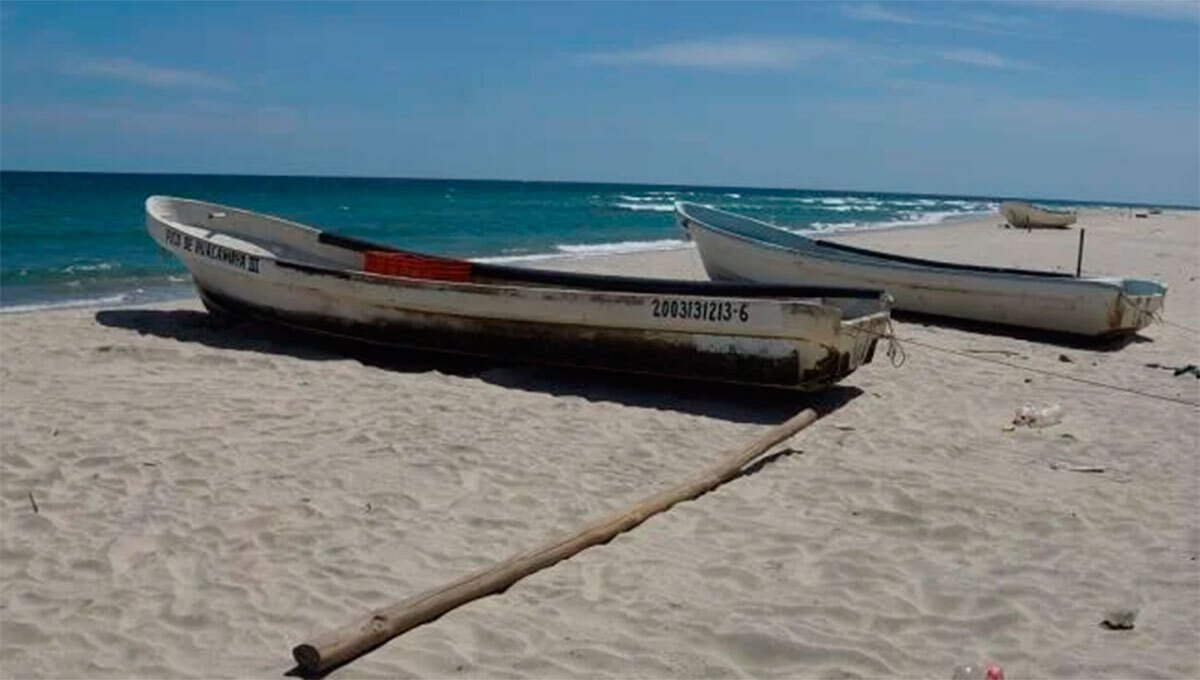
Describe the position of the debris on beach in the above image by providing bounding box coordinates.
[1100,608,1138,630]
[951,661,1005,680]
[1143,362,1200,379]
[1012,403,1063,428]
[1049,461,1104,473]
[964,348,1026,358]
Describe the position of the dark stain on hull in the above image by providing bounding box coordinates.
[197,287,855,389]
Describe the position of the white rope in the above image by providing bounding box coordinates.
[844,320,1198,408]
[1118,295,1199,335]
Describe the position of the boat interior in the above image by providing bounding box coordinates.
[150,196,890,320]
[319,232,890,320]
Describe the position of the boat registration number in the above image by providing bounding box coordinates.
[651,298,749,323]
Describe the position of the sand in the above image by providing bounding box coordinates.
[1,208,1197,678]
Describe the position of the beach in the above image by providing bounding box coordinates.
[1,208,1197,678]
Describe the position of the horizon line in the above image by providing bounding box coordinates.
[1,167,1195,210]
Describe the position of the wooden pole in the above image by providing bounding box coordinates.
[292,408,819,676]
[1076,228,1086,277]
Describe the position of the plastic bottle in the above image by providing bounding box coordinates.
[951,662,1005,680]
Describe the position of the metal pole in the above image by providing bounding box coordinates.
[1076,228,1086,277]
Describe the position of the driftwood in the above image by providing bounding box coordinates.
[292,408,819,675]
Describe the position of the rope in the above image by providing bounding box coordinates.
[883,317,907,368]
[902,336,1199,407]
[1119,295,1200,335]
[1159,318,1200,334]
[846,322,1199,408]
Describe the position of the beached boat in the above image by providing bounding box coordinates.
[675,202,1166,337]
[1000,201,1077,229]
[145,196,892,389]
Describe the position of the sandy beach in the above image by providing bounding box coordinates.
[1,208,1197,678]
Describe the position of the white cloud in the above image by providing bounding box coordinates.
[584,37,847,69]
[938,49,1036,71]
[1031,0,1199,22]
[846,2,1058,38]
[844,3,920,25]
[63,58,234,91]
[966,12,1042,30]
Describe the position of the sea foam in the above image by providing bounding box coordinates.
[472,239,691,264]
[612,202,676,212]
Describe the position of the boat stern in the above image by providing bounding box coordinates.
[1110,279,1167,333]
[795,310,889,389]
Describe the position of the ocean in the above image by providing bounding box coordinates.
[0,170,1111,312]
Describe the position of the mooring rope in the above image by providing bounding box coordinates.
[1118,296,1200,336]
[883,317,907,368]
[845,321,1199,408]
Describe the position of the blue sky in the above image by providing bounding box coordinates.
[2,1,1197,204]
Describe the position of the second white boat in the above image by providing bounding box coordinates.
[676,202,1165,338]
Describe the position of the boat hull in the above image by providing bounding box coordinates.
[1000,201,1077,229]
[147,197,889,389]
[678,203,1164,337]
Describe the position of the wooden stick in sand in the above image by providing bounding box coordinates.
[292,407,819,675]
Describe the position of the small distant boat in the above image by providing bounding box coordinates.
[146,196,892,389]
[1000,201,1077,229]
[676,202,1166,338]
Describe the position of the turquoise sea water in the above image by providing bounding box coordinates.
[0,170,1149,311]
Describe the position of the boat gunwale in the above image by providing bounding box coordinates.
[147,195,890,304]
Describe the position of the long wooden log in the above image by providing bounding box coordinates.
[292,408,819,675]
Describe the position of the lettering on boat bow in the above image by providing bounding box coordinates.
[164,226,260,273]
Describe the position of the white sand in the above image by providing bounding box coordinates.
[1,208,1197,678]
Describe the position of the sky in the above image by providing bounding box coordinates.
[1,1,1198,204]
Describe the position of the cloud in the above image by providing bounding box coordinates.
[844,3,919,25]
[938,49,1036,71]
[965,12,1043,30]
[1032,0,1199,22]
[582,34,1040,76]
[584,37,847,69]
[63,58,234,91]
[845,2,1058,38]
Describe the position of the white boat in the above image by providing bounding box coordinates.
[676,202,1166,338]
[1000,201,1077,229]
[145,196,892,389]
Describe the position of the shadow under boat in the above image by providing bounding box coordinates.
[94,307,862,425]
[891,309,1153,352]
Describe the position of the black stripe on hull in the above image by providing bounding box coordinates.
[196,286,859,389]
[315,229,885,301]
[814,238,1075,278]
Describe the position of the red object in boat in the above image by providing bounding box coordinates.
[363,251,472,282]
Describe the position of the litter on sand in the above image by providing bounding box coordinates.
[1143,362,1200,379]
[1013,404,1063,428]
